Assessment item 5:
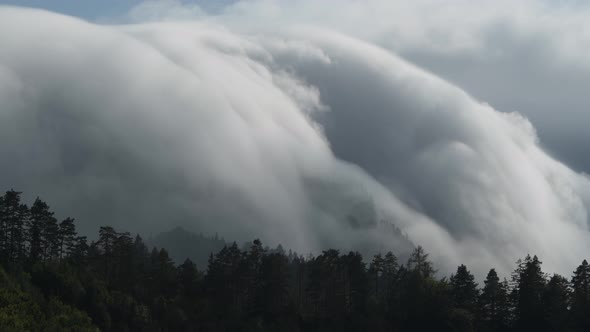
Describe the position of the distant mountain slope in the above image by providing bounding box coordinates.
[148,221,413,272]
[147,227,226,269]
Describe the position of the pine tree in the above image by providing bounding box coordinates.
[543,274,570,331]
[380,251,399,315]
[450,264,479,312]
[155,248,177,298]
[571,259,590,331]
[97,226,118,283]
[2,191,15,260]
[341,251,367,314]
[14,203,30,261]
[382,252,399,277]
[178,258,199,296]
[112,231,134,290]
[399,246,446,331]
[43,217,60,260]
[130,234,150,290]
[0,190,26,262]
[407,246,435,278]
[69,236,88,266]
[306,249,344,318]
[513,255,546,330]
[205,243,243,316]
[478,268,511,332]
[0,193,5,260]
[369,253,384,297]
[58,217,77,260]
[243,239,266,314]
[258,252,290,315]
[29,197,56,262]
[97,226,117,255]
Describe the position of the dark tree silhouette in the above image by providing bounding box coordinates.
[451,264,479,311]
[543,273,570,331]
[3,188,590,332]
[369,253,384,298]
[477,268,511,332]
[407,245,435,278]
[28,197,55,262]
[571,259,590,331]
[58,217,76,260]
[513,255,547,331]
[0,190,27,262]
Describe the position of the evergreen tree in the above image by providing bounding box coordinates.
[148,248,177,302]
[0,192,6,260]
[58,217,77,260]
[407,246,435,278]
[399,246,447,331]
[0,190,27,262]
[571,259,590,331]
[369,253,384,298]
[112,231,134,290]
[178,258,200,297]
[382,252,399,279]
[8,188,590,331]
[69,235,89,266]
[543,274,570,331]
[381,251,399,316]
[450,264,479,312]
[243,239,266,314]
[29,197,56,262]
[477,268,511,332]
[513,255,547,331]
[42,216,60,260]
[97,226,118,284]
[205,242,243,317]
[258,252,290,316]
[14,203,30,261]
[306,249,344,318]
[341,251,368,315]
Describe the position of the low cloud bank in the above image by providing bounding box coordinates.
[1,5,589,277]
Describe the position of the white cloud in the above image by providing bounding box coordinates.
[1,3,590,278]
[128,0,205,22]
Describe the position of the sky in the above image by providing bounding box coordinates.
[4,0,590,173]
[0,0,232,19]
[0,0,143,18]
[1,0,590,278]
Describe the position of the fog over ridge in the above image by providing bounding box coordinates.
[0,5,589,277]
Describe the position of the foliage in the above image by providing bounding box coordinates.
[1,189,590,331]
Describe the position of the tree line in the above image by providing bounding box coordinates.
[1,189,590,331]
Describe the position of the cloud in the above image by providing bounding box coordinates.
[0,6,422,262]
[127,0,205,22]
[255,29,590,275]
[217,0,590,173]
[1,4,590,278]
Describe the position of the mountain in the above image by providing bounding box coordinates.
[147,226,226,269]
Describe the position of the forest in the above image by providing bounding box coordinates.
[1,189,590,332]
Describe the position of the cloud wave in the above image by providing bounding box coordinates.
[1,5,589,276]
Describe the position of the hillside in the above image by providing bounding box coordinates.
[147,226,226,269]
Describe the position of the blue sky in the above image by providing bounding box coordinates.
[0,0,233,20]
[2,0,583,21]
[0,0,144,19]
